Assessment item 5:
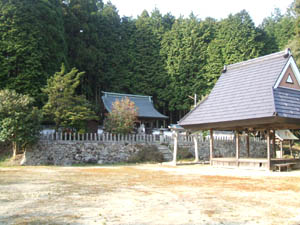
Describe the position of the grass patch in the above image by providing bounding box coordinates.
[177,147,194,160]
[0,150,12,167]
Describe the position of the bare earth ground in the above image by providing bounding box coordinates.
[1,164,300,225]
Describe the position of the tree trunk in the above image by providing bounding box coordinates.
[12,142,18,159]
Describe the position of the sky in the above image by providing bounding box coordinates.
[106,0,294,25]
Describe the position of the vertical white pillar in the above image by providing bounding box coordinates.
[172,131,178,165]
[280,141,283,158]
[193,135,199,162]
[210,129,214,165]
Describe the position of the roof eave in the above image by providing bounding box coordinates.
[180,116,300,131]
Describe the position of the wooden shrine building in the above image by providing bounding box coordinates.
[179,49,300,170]
[102,92,168,131]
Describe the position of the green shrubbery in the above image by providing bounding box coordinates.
[177,147,194,160]
[104,97,138,134]
[0,89,42,158]
[127,145,164,163]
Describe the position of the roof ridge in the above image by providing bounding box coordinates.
[102,91,152,99]
[227,51,286,70]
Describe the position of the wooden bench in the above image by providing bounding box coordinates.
[274,163,296,172]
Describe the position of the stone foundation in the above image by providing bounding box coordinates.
[22,138,268,166]
[23,141,147,166]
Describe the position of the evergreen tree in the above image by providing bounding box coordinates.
[119,9,173,112]
[0,90,42,158]
[287,0,300,65]
[161,15,216,116]
[205,10,265,87]
[0,0,67,105]
[43,64,98,131]
[261,8,295,54]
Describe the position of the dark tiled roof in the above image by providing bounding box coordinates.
[274,87,300,119]
[102,92,168,119]
[179,51,292,127]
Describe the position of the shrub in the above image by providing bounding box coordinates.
[177,147,194,160]
[127,145,164,163]
[104,97,138,134]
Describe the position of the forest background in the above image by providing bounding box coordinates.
[0,0,300,125]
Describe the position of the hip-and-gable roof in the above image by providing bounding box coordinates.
[102,92,168,119]
[179,50,300,130]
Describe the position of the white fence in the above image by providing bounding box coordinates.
[40,132,265,144]
[41,132,171,143]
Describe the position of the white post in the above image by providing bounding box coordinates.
[280,141,283,158]
[172,130,178,166]
[210,129,214,165]
[193,135,199,162]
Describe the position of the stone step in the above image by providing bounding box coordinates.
[157,145,173,161]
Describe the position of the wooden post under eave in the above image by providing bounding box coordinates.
[272,129,276,158]
[210,129,214,166]
[246,131,250,158]
[235,130,240,167]
[290,140,293,157]
[267,130,271,171]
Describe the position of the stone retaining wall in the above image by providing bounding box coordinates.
[181,138,269,160]
[22,141,147,166]
[22,138,268,166]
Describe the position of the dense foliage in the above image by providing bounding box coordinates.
[0,0,298,124]
[104,97,138,134]
[0,90,42,157]
[43,64,97,132]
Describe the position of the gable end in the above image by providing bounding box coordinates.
[275,57,300,90]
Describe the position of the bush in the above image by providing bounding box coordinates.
[104,97,138,134]
[127,145,164,163]
[177,147,194,160]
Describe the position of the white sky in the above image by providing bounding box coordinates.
[106,0,294,25]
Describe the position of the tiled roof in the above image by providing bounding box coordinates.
[102,92,168,119]
[275,130,298,141]
[179,51,294,127]
[274,87,300,119]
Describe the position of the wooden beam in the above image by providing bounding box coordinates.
[267,130,271,170]
[235,130,240,167]
[272,129,276,158]
[210,129,214,166]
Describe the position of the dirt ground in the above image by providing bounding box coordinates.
[1,164,300,225]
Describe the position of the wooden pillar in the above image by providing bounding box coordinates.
[289,140,293,157]
[172,131,178,165]
[193,135,199,162]
[235,130,240,167]
[267,130,271,171]
[272,129,276,159]
[210,129,214,166]
[246,131,250,158]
